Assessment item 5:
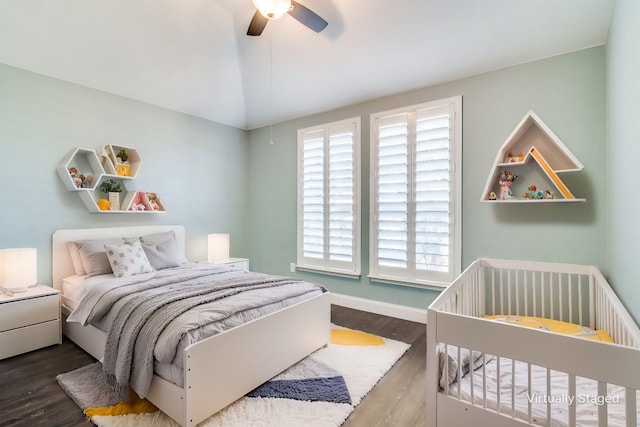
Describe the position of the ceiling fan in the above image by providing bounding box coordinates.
[247,0,328,36]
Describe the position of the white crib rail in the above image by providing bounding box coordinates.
[427,258,640,427]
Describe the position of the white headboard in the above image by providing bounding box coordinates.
[52,225,186,291]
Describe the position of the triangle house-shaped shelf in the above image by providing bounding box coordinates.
[480,111,586,203]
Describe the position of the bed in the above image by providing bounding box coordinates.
[426,258,640,427]
[52,225,331,427]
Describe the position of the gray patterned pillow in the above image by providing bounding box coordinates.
[104,240,153,278]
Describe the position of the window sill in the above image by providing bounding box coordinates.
[367,274,449,291]
[295,265,361,280]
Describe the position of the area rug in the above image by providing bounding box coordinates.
[57,325,410,426]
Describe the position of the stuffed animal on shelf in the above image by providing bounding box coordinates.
[68,167,83,188]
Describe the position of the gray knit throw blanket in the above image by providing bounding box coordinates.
[101,268,299,400]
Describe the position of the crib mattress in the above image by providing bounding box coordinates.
[448,357,639,427]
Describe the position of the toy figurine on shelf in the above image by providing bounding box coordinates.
[83,175,94,188]
[487,191,497,200]
[497,169,517,200]
[522,185,543,199]
[522,185,554,200]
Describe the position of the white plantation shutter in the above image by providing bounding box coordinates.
[298,118,361,276]
[370,97,461,287]
[376,114,409,270]
[301,130,325,259]
[415,108,451,274]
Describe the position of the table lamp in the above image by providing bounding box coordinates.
[207,234,230,263]
[0,248,37,293]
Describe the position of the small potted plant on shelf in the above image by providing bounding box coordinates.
[99,179,122,211]
[115,148,131,177]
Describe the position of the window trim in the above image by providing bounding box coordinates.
[296,116,362,277]
[369,96,462,288]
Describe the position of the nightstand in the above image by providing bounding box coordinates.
[203,258,250,270]
[0,285,61,360]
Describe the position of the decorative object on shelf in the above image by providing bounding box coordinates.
[115,148,128,163]
[480,111,585,203]
[0,248,37,293]
[207,233,230,263]
[100,179,122,211]
[115,148,130,176]
[146,192,163,211]
[507,152,524,163]
[497,169,517,200]
[521,185,553,200]
[82,174,94,188]
[121,191,161,212]
[97,146,115,174]
[97,198,111,211]
[68,167,83,188]
[99,179,122,194]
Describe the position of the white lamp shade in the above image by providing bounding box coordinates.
[0,248,37,291]
[208,234,230,263]
[252,0,292,19]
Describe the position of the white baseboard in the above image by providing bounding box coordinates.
[331,293,427,324]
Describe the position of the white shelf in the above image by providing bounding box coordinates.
[98,144,142,178]
[480,111,585,203]
[57,147,102,191]
[58,146,165,213]
[122,191,166,212]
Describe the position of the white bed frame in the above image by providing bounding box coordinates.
[426,258,640,427]
[52,225,331,427]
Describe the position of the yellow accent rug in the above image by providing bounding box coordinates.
[330,328,385,346]
[57,325,409,427]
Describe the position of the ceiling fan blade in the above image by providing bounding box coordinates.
[247,10,269,36]
[287,1,328,33]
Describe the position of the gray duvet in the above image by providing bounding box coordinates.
[67,263,324,399]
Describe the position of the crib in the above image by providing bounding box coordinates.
[426,258,640,427]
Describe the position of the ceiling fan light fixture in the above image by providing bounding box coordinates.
[252,0,292,19]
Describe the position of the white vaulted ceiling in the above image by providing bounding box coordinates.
[0,0,613,130]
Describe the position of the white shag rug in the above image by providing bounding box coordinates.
[59,326,409,427]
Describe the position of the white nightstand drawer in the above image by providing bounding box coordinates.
[0,294,59,333]
[0,320,60,359]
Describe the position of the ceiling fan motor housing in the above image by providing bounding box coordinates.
[252,0,292,19]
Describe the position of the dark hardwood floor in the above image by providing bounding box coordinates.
[0,305,426,427]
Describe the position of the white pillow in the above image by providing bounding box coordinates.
[104,240,153,278]
[66,242,87,276]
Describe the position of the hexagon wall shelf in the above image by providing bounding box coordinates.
[57,145,165,213]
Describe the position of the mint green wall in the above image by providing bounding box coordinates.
[0,46,609,311]
[0,63,249,285]
[247,47,607,309]
[606,0,640,323]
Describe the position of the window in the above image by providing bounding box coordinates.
[370,96,461,287]
[297,117,361,277]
